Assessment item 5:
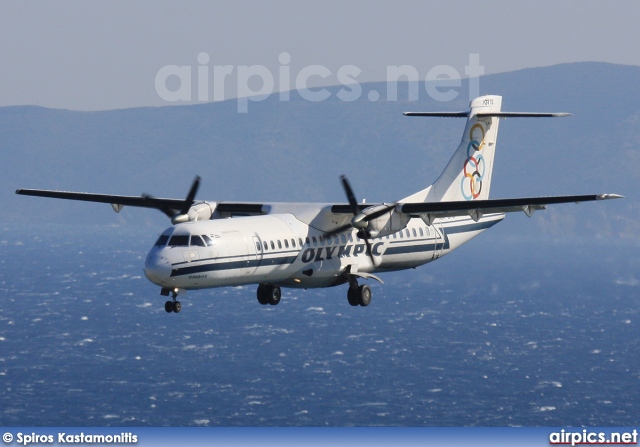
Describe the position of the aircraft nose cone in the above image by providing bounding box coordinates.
[144,252,172,286]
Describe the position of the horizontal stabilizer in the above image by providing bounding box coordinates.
[403,112,470,117]
[477,112,571,118]
[403,111,570,118]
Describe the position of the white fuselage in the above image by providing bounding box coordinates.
[143,212,504,292]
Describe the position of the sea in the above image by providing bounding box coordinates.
[0,223,638,427]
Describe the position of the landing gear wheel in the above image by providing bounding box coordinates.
[257,284,269,305]
[268,285,281,305]
[173,301,182,313]
[165,300,181,313]
[347,287,359,306]
[257,284,281,305]
[358,284,371,307]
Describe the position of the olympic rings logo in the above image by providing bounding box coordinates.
[460,122,486,200]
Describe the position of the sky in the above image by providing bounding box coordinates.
[1,0,639,111]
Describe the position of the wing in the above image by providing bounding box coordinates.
[18,176,205,219]
[15,188,186,215]
[398,194,623,222]
[15,187,267,217]
[321,193,623,236]
[15,182,623,228]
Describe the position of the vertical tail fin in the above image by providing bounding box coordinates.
[401,95,569,203]
[430,95,502,202]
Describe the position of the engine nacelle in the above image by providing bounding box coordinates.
[171,202,217,224]
[358,205,411,239]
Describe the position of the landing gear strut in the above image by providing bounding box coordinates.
[347,277,372,307]
[161,288,182,313]
[257,283,281,305]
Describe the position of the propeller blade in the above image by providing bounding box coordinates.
[362,236,379,267]
[340,175,361,217]
[339,175,380,267]
[141,193,176,219]
[180,175,201,216]
[325,223,353,238]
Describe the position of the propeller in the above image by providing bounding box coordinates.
[142,176,201,224]
[328,175,387,267]
[179,175,201,216]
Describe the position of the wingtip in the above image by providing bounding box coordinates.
[597,194,624,200]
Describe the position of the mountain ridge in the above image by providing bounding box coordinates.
[3,62,636,242]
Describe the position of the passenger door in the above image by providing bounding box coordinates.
[221,231,253,278]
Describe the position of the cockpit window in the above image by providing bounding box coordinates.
[190,235,205,247]
[168,235,190,246]
[201,235,214,247]
[154,234,169,247]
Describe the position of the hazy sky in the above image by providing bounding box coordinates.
[1,0,639,110]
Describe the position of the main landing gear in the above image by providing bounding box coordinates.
[347,277,372,307]
[161,288,182,313]
[257,283,281,305]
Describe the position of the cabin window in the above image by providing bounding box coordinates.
[256,241,261,251]
[419,228,424,237]
[270,241,275,250]
[168,235,190,246]
[201,235,214,246]
[405,229,410,238]
[154,234,169,247]
[298,238,304,247]
[263,241,269,251]
[412,228,417,238]
[341,234,347,244]
[277,240,282,249]
[284,239,289,248]
[305,237,311,246]
[312,236,318,246]
[190,235,206,247]
[348,234,353,243]
[291,238,296,248]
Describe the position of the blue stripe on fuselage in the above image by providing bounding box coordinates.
[171,255,298,277]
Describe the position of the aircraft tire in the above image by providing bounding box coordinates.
[164,301,173,313]
[347,288,359,306]
[358,285,372,307]
[257,284,269,305]
[268,285,281,305]
[173,301,182,313]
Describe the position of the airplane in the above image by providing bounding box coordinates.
[16,95,622,314]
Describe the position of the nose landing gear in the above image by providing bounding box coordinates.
[164,299,181,313]
[161,288,182,313]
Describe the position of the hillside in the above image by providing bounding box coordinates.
[2,62,637,242]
